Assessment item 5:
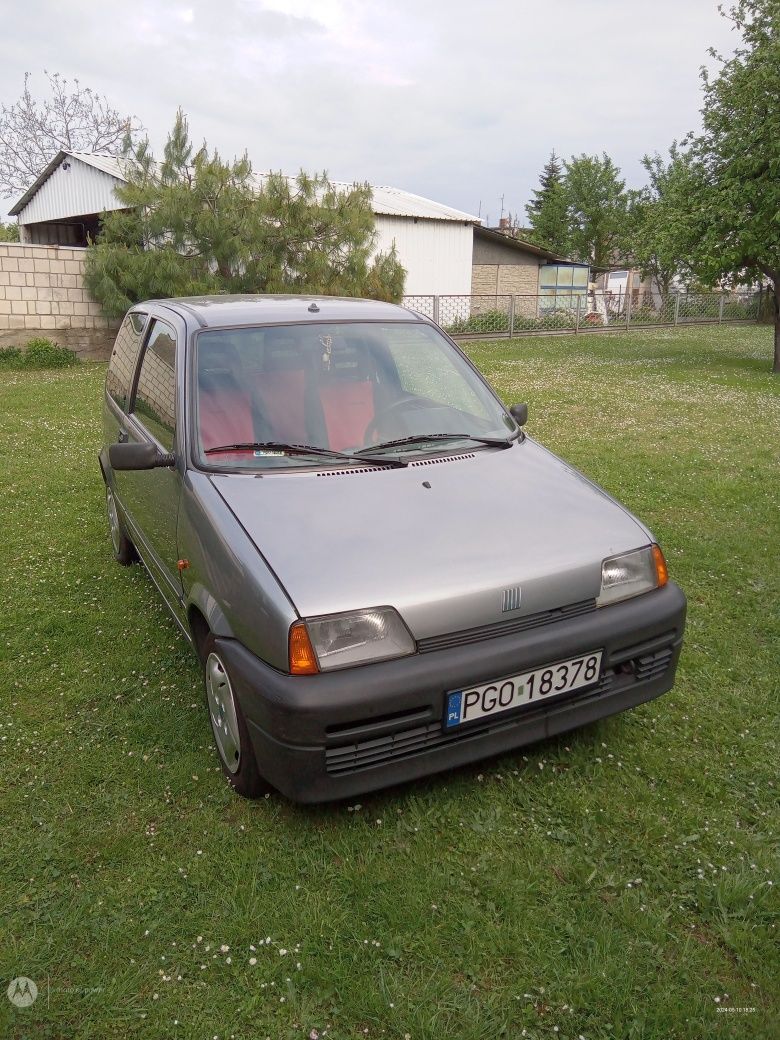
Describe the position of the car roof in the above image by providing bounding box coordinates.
[136,294,425,330]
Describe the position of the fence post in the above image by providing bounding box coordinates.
[625,290,632,330]
[432,295,439,326]
[509,295,515,339]
[674,292,681,326]
[718,294,725,324]
[575,294,581,333]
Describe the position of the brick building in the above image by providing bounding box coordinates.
[471,226,589,316]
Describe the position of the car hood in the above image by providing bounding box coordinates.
[209,441,652,639]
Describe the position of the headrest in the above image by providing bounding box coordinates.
[199,341,241,376]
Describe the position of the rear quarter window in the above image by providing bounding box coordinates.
[106,312,147,410]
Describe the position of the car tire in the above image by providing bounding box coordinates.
[106,486,137,566]
[202,633,272,799]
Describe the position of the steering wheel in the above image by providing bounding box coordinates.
[366,393,445,447]
[363,394,435,445]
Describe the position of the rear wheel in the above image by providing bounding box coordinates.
[106,486,136,565]
[202,633,271,799]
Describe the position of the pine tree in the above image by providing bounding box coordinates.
[85,110,405,318]
[525,151,569,254]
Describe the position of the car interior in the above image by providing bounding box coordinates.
[196,327,406,454]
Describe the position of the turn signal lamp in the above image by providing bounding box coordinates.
[652,543,669,588]
[289,622,319,675]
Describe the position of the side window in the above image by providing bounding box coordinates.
[131,320,177,451]
[106,312,147,409]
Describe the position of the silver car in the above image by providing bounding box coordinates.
[100,295,686,802]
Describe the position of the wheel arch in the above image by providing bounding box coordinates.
[186,584,235,661]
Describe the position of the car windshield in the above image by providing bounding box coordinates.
[194,321,516,470]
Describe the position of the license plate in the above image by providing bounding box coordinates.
[444,650,603,729]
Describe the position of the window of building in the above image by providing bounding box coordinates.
[539,264,590,311]
[131,320,177,451]
[106,311,147,410]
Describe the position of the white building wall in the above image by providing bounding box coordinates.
[16,156,475,297]
[374,215,474,296]
[19,157,124,225]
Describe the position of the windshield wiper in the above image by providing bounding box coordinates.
[203,441,407,468]
[355,432,514,454]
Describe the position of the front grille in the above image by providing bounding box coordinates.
[417,599,597,654]
[324,632,680,777]
[325,673,615,776]
[633,644,675,682]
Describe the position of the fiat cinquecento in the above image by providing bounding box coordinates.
[100,295,686,802]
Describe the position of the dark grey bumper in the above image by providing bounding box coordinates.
[219,582,686,803]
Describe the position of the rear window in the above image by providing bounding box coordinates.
[106,312,147,410]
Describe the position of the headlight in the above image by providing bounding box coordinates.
[597,544,668,607]
[289,607,415,673]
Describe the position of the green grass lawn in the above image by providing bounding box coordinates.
[1,325,777,1040]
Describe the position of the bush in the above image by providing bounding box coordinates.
[513,313,576,332]
[628,307,664,325]
[0,346,22,365]
[23,338,79,367]
[446,309,510,334]
[0,338,79,369]
[678,297,720,320]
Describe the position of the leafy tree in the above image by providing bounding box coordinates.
[86,111,405,318]
[563,153,628,268]
[0,221,19,242]
[0,71,142,199]
[676,0,780,372]
[525,151,569,254]
[623,148,696,295]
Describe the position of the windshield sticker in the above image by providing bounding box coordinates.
[253,450,286,457]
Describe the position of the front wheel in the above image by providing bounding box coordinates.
[106,486,136,565]
[202,634,271,799]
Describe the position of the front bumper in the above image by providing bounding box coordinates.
[219,582,686,803]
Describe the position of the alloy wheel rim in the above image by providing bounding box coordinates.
[205,652,241,774]
[106,489,121,554]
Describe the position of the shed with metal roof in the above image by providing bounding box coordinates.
[10,151,478,296]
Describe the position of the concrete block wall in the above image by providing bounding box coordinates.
[0,243,118,359]
[470,264,541,317]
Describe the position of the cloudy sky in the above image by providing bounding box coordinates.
[1,0,737,222]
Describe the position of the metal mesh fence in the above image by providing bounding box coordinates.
[401,290,762,338]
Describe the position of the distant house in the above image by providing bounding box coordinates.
[9,150,479,297]
[472,225,590,314]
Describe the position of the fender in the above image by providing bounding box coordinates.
[186,581,236,639]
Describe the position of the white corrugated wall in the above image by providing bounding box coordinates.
[17,156,474,296]
[374,215,474,296]
[18,156,125,225]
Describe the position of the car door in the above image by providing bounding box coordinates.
[114,315,186,623]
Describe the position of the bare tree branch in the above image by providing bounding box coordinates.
[0,70,143,199]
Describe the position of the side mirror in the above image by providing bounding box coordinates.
[509,402,528,427]
[109,441,175,471]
